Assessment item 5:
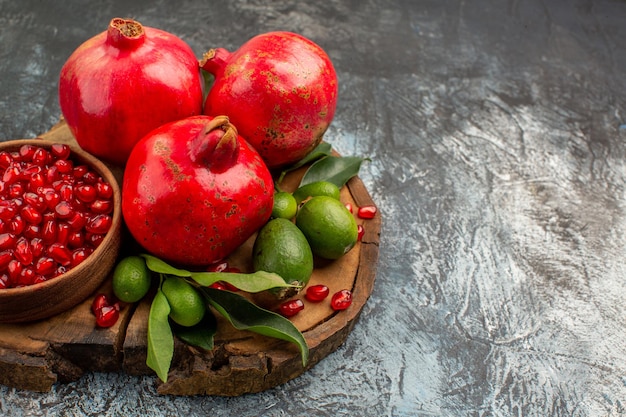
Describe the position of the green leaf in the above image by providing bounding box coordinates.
[147,289,174,383]
[172,309,217,351]
[277,142,333,185]
[190,270,298,293]
[140,254,192,277]
[300,155,369,188]
[203,288,309,366]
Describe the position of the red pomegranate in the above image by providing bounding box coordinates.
[59,18,203,166]
[201,31,338,169]
[122,115,274,266]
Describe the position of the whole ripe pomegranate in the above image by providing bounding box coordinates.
[201,31,338,169]
[59,18,203,166]
[122,115,274,266]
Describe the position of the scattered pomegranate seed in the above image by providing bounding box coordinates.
[207,261,229,272]
[357,205,377,219]
[330,289,353,311]
[305,284,330,302]
[357,224,365,241]
[95,305,119,328]
[278,299,305,317]
[345,202,353,213]
[209,281,227,290]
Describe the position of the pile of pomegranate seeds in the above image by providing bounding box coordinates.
[0,143,114,289]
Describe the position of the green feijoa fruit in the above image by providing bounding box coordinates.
[161,276,206,327]
[272,191,298,219]
[252,218,314,300]
[296,196,358,260]
[292,181,341,204]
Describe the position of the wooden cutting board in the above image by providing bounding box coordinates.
[0,120,380,396]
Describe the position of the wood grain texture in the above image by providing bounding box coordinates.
[0,121,380,396]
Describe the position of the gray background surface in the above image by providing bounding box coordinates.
[1,0,626,416]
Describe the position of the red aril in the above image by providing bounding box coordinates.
[357,224,365,241]
[278,299,305,317]
[305,284,330,302]
[357,205,377,219]
[330,289,353,311]
[59,18,203,165]
[122,115,274,266]
[95,305,119,328]
[201,31,338,168]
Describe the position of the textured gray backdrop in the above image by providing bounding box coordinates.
[1,0,625,416]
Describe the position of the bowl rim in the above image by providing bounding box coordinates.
[0,138,122,295]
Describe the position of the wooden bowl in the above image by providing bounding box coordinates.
[0,139,122,323]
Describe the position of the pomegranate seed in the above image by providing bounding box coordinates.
[357,224,365,241]
[71,247,92,267]
[14,237,33,266]
[66,212,87,231]
[7,259,22,281]
[89,199,113,214]
[96,305,119,328]
[52,265,67,278]
[24,192,46,212]
[305,284,330,302]
[47,243,72,266]
[8,183,25,198]
[207,261,229,272]
[82,171,99,184]
[0,202,16,221]
[54,159,73,174]
[54,201,74,219]
[42,219,57,244]
[357,205,377,219]
[278,299,305,317]
[96,182,113,199]
[86,232,105,248]
[17,267,36,286]
[56,223,70,245]
[9,215,25,234]
[9,151,21,162]
[32,148,50,166]
[19,145,36,161]
[345,202,353,213]
[28,173,46,191]
[0,233,17,250]
[45,166,60,184]
[68,231,85,249]
[3,165,21,184]
[32,274,47,285]
[0,274,9,289]
[0,250,13,270]
[30,238,44,258]
[50,144,70,160]
[221,280,240,291]
[23,224,41,239]
[86,214,112,234]
[58,183,74,201]
[21,205,43,224]
[209,281,227,290]
[72,165,88,179]
[35,257,56,276]
[42,189,61,209]
[0,152,12,169]
[76,184,97,203]
[92,294,109,313]
[330,289,353,311]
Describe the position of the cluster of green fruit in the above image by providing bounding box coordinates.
[252,180,359,296]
